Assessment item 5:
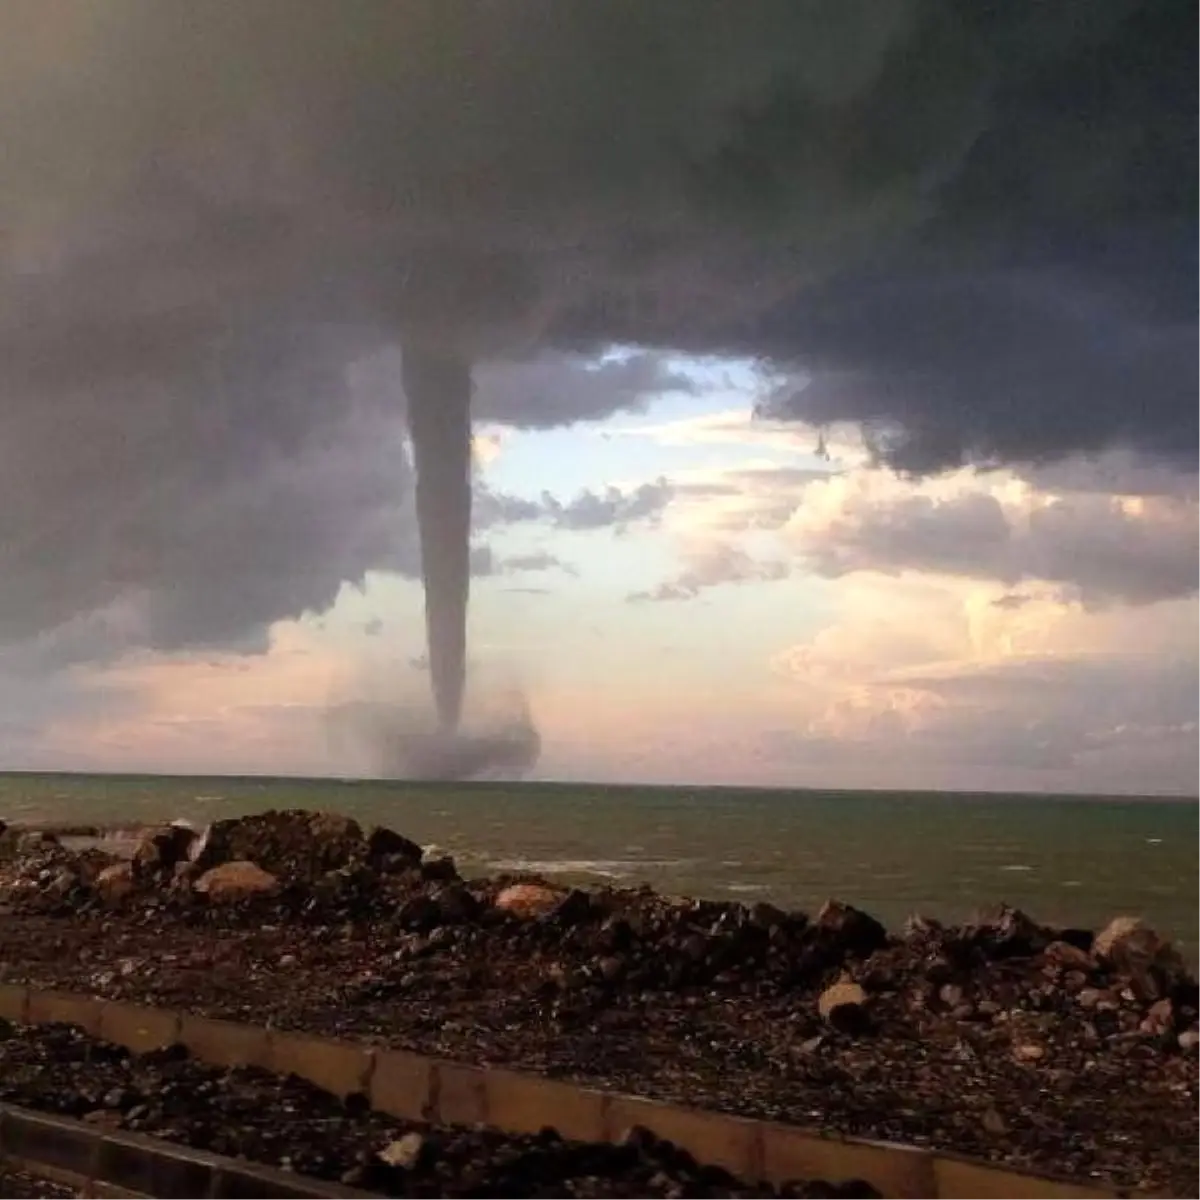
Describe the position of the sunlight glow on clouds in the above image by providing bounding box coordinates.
[4,359,1195,795]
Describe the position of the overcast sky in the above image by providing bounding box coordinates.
[0,0,1195,793]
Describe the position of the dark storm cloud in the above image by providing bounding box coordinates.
[755,250,1197,473]
[749,0,1197,472]
[472,353,697,429]
[0,0,1193,660]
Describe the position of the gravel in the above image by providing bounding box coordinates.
[1,809,1195,1196]
[0,1022,874,1199]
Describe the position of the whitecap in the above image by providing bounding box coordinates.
[1000,864,1034,872]
[488,856,683,880]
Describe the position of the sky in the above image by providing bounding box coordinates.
[0,0,1195,794]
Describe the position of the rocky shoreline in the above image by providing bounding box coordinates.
[1,810,1196,1196]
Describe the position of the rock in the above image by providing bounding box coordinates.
[1140,998,1175,1036]
[1043,940,1095,971]
[597,955,625,983]
[981,1107,1009,1136]
[365,825,423,869]
[1177,1028,1199,1054]
[46,867,77,897]
[495,882,563,919]
[192,810,366,881]
[132,824,197,878]
[1094,916,1147,959]
[813,900,887,956]
[377,1131,426,1170]
[420,856,459,882]
[938,983,964,1008]
[903,913,944,938]
[971,905,1049,959]
[171,861,200,891]
[434,883,479,924]
[553,888,597,926]
[95,862,135,902]
[397,894,443,931]
[17,831,58,854]
[818,978,868,1025]
[1012,1041,1046,1063]
[193,860,279,901]
[1093,917,1187,1002]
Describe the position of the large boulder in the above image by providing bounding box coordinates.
[190,810,368,881]
[813,900,887,957]
[132,823,197,879]
[968,904,1053,959]
[365,825,423,870]
[95,862,136,902]
[1093,916,1189,1002]
[818,977,870,1032]
[495,882,564,919]
[194,860,279,902]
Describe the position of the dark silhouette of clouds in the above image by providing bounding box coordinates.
[0,0,1192,664]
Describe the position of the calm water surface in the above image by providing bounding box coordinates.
[2,773,1195,961]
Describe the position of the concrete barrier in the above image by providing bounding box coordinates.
[178,1013,270,1071]
[4,984,1135,1199]
[266,1029,375,1099]
[0,982,27,1023]
[759,1124,935,1200]
[369,1046,434,1122]
[99,1001,181,1055]
[26,988,102,1035]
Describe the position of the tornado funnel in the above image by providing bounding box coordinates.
[401,346,473,733]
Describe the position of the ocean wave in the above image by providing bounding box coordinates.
[487,856,684,881]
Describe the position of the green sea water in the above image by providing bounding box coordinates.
[2,773,1196,961]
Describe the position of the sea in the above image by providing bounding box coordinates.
[2,773,1196,963]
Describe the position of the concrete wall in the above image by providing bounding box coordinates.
[0,983,1129,1200]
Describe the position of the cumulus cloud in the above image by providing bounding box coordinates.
[629,543,789,603]
[768,583,1199,794]
[476,480,674,533]
[787,471,1198,606]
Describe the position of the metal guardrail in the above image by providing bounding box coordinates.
[0,983,1138,1199]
